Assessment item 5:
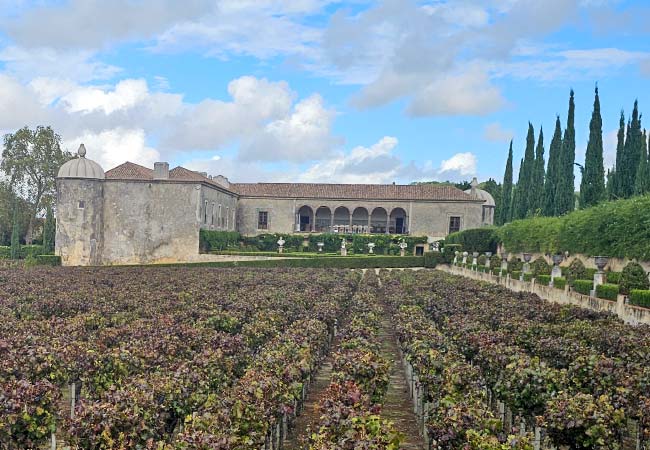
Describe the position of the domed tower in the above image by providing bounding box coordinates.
[465,177,496,226]
[56,144,105,266]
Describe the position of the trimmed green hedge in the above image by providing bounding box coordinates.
[523,273,533,282]
[606,271,621,284]
[445,227,498,253]
[573,279,594,296]
[0,245,46,260]
[620,262,650,295]
[424,252,446,268]
[595,283,619,301]
[200,230,242,252]
[553,277,567,290]
[150,255,426,269]
[511,270,522,280]
[537,274,551,286]
[629,289,650,308]
[498,195,650,260]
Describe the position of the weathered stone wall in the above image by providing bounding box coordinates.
[199,185,238,231]
[237,197,486,237]
[498,248,650,273]
[101,181,202,265]
[409,201,484,240]
[56,179,104,266]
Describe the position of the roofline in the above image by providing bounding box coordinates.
[237,194,485,203]
[93,177,239,196]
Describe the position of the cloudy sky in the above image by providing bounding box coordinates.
[0,0,648,184]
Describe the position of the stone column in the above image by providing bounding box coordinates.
[330,212,334,232]
[349,211,353,228]
[368,214,372,233]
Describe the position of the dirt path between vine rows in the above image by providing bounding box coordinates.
[379,318,427,450]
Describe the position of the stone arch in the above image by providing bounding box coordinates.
[351,207,368,233]
[315,206,332,232]
[297,205,314,232]
[370,207,388,234]
[333,206,350,227]
[389,207,408,234]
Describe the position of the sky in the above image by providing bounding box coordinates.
[0,0,648,185]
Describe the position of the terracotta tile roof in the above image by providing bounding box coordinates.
[231,183,478,202]
[105,162,154,180]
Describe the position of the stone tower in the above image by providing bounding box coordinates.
[56,144,105,265]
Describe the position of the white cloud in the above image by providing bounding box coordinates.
[483,122,514,143]
[439,152,478,176]
[65,128,161,170]
[240,94,340,162]
[61,79,150,114]
[0,74,50,130]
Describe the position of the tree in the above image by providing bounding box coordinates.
[43,205,55,254]
[620,101,643,198]
[634,130,650,195]
[10,203,20,259]
[543,116,562,216]
[555,90,576,215]
[1,126,72,244]
[532,126,545,214]
[498,141,514,225]
[610,111,626,199]
[513,123,536,219]
[580,86,606,208]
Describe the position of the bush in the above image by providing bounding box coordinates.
[496,216,562,254]
[595,283,619,301]
[35,255,62,266]
[424,252,444,268]
[523,273,533,282]
[0,245,45,260]
[490,254,501,268]
[531,257,551,277]
[445,227,498,253]
[511,270,522,280]
[619,262,650,295]
[553,277,567,290]
[199,230,241,252]
[477,255,487,266]
[629,290,650,308]
[606,271,621,284]
[566,259,587,286]
[537,274,551,286]
[573,279,594,296]
[508,258,523,273]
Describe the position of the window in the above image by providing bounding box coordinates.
[258,211,269,230]
[226,207,230,229]
[448,216,461,234]
[204,201,208,224]
[78,200,85,209]
[218,205,222,228]
[211,203,215,225]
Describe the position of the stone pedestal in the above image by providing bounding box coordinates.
[341,247,347,256]
[523,262,531,275]
[594,272,605,287]
[551,265,562,280]
[400,248,405,257]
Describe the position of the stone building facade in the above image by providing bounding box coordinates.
[56,146,495,266]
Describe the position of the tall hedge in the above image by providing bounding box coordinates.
[445,227,498,253]
[497,195,650,260]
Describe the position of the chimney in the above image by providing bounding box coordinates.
[154,162,169,180]
[470,177,479,196]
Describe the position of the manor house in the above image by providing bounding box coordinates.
[56,145,494,266]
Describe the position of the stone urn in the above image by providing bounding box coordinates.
[317,242,324,253]
[500,252,508,274]
[485,252,493,269]
[453,251,459,265]
[551,254,563,280]
[340,239,347,256]
[367,242,375,254]
[523,253,532,263]
[277,237,285,254]
[522,253,532,275]
[594,256,609,286]
[399,240,408,257]
[462,251,468,265]
[472,252,479,268]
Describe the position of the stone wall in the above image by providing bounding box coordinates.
[499,248,650,273]
[440,265,650,326]
[101,181,202,265]
[199,185,238,231]
[409,200,484,239]
[237,197,297,235]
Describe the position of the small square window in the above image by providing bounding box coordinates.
[78,200,85,209]
[258,211,268,230]
[448,216,461,234]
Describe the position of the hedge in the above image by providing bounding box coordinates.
[606,272,622,284]
[523,273,533,282]
[498,195,650,260]
[537,274,551,286]
[445,227,498,253]
[146,255,426,269]
[629,290,650,308]
[595,283,619,301]
[573,279,594,296]
[511,270,522,280]
[553,277,567,290]
[0,245,46,260]
[619,262,650,295]
[199,230,242,252]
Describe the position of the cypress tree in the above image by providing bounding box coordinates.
[621,101,643,198]
[532,126,545,214]
[543,116,562,215]
[611,111,626,199]
[512,157,524,220]
[555,89,576,215]
[580,86,605,208]
[635,130,650,195]
[513,123,536,219]
[606,169,614,199]
[498,141,514,225]
[43,205,55,254]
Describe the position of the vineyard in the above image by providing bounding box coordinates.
[1,266,649,449]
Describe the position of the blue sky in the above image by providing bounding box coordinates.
[0,0,648,185]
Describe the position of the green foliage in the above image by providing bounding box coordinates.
[498,141,514,225]
[530,257,551,277]
[537,274,551,285]
[511,270,522,280]
[543,117,563,216]
[513,123,536,220]
[580,87,606,208]
[606,271,621,284]
[610,111,626,199]
[10,204,19,259]
[424,252,445,268]
[152,255,425,269]
[34,255,61,266]
[619,262,650,294]
[531,126,545,214]
[629,289,650,308]
[199,230,242,251]
[555,89,576,215]
[573,279,594,296]
[566,259,587,285]
[496,216,562,253]
[445,227,498,253]
[42,205,55,254]
[0,244,45,260]
[523,273,533,282]
[620,101,644,198]
[552,277,567,290]
[595,283,619,301]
